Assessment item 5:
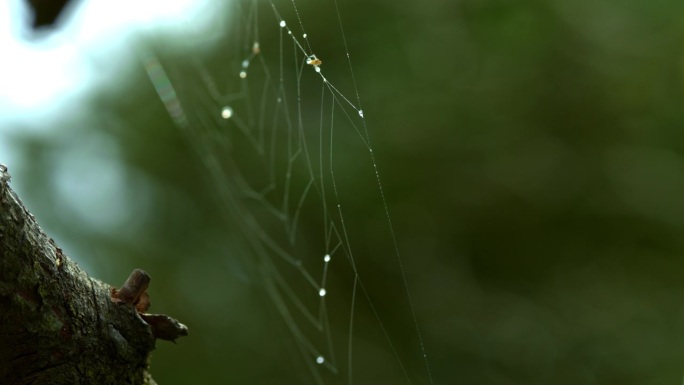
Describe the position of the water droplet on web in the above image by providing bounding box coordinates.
[303,33,308,38]
[358,110,364,117]
[296,259,303,266]
[277,97,282,103]
[279,20,286,27]
[319,288,326,297]
[241,60,249,68]
[288,31,292,35]
[239,71,247,79]
[316,356,325,364]
[221,106,233,119]
[324,254,331,262]
[314,66,321,73]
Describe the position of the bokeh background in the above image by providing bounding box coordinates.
[3,0,684,384]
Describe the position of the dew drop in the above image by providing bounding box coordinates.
[288,31,292,35]
[296,259,303,266]
[239,71,247,79]
[221,106,233,119]
[277,97,282,103]
[324,254,331,263]
[303,33,308,38]
[279,20,286,27]
[241,60,249,68]
[316,356,325,364]
[358,110,364,117]
[319,288,327,297]
[315,66,321,73]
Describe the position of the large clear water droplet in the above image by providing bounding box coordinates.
[221,106,233,119]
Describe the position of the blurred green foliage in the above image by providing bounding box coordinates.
[5,0,684,383]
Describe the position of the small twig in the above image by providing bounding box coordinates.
[111,269,188,342]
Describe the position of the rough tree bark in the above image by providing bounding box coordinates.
[0,164,185,384]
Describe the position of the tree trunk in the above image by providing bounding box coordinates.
[0,164,168,384]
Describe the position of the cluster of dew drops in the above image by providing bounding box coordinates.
[220,19,363,122]
[214,19,374,369]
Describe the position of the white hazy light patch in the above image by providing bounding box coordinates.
[0,0,222,267]
[0,0,218,131]
[0,0,219,168]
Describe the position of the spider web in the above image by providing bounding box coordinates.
[141,1,432,383]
